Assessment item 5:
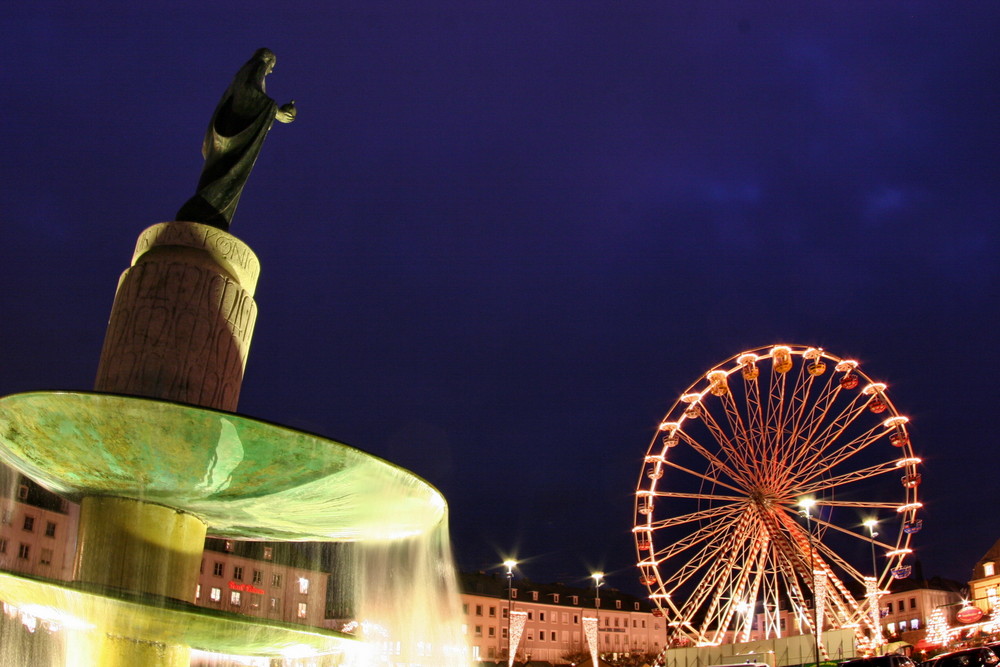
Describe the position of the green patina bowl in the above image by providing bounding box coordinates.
[0,391,446,541]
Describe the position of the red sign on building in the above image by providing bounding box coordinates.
[228,581,265,595]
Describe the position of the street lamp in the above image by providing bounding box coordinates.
[799,498,821,667]
[504,560,517,660]
[592,572,604,658]
[863,519,879,580]
[863,518,882,653]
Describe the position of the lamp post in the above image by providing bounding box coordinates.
[799,498,821,667]
[863,519,879,581]
[592,572,604,660]
[504,560,517,661]
[863,518,882,653]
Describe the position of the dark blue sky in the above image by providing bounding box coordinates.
[2,3,998,595]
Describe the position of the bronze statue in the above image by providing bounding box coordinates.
[176,48,296,230]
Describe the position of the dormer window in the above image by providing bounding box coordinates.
[531,591,539,601]
[511,588,518,599]
[985,562,996,577]
[552,594,560,604]
[571,595,578,605]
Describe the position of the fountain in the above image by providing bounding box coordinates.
[0,50,470,667]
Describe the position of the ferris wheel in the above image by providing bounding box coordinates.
[635,345,922,649]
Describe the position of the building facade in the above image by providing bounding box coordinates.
[0,475,79,582]
[878,577,963,640]
[459,572,667,664]
[969,538,1000,617]
[195,538,329,628]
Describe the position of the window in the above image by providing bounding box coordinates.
[298,577,309,594]
[250,594,261,609]
[195,584,201,599]
[0,538,6,553]
[539,612,546,622]
[18,485,29,500]
[230,591,241,606]
[224,540,233,552]
[39,548,52,565]
[886,601,893,613]
[502,608,508,619]
[253,570,263,585]
[213,562,224,577]
[263,546,273,560]
[502,628,508,639]
[616,600,622,609]
[531,591,539,601]
[634,602,640,611]
[574,615,579,624]
[45,522,56,538]
[297,602,307,619]
[210,587,222,602]
[989,587,999,605]
[511,588,518,599]
[538,631,544,641]
[488,627,495,637]
[22,516,34,532]
[272,574,282,587]
[553,594,560,604]
[527,611,533,620]
[475,604,483,616]
[17,544,29,559]
[462,603,468,614]
[550,632,556,641]
[898,620,908,631]
[270,597,280,612]
[474,625,482,637]
[911,619,920,630]
[910,597,917,609]
[233,566,244,581]
[571,595,578,605]
[986,562,996,577]
[489,606,496,617]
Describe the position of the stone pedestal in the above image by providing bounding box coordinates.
[94,222,260,413]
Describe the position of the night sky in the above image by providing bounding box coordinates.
[2,3,998,597]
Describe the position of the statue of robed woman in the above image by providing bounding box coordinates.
[176,48,296,230]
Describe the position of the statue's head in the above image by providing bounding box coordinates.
[252,48,277,74]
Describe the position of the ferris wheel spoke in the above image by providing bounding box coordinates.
[790,397,873,477]
[675,429,751,488]
[698,404,759,483]
[659,458,747,496]
[718,388,756,466]
[792,421,886,488]
[652,491,748,503]
[651,515,739,562]
[795,459,903,496]
[647,501,744,531]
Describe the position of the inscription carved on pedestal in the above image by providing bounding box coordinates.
[95,254,258,412]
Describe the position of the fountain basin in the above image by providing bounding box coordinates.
[0,391,446,541]
[0,570,357,658]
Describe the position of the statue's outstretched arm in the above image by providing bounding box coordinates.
[276,100,297,124]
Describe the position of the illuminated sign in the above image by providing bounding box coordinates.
[228,581,265,594]
[956,606,983,624]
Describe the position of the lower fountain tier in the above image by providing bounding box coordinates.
[0,391,446,541]
[0,570,356,658]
